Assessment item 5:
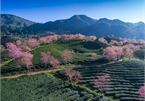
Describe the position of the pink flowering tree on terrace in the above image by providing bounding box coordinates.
[16,40,31,51]
[94,74,112,94]
[117,41,123,46]
[61,50,73,64]
[6,42,22,59]
[39,35,58,44]
[45,35,58,43]
[137,85,145,101]
[65,67,82,84]
[98,37,108,43]
[75,33,86,39]
[61,34,75,40]
[132,39,137,43]
[41,51,60,68]
[103,46,123,61]
[41,52,52,68]
[49,58,60,68]
[26,39,40,48]
[123,38,127,43]
[16,40,22,47]
[6,42,33,72]
[15,52,33,73]
[89,35,97,41]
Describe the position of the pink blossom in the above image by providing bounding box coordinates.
[65,67,82,84]
[89,35,97,41]
[98,37,108,43]
[20,45,31,51]
[103,46,123,61]
[117,41,123,46]
[75,33,86,39]
[39,35,58,44]
[26,39,40,48]
[138,39,145,44]
[138,85,145,101]
[61,50,73,63]
[15,52,33,68]
[61,34,75,40]
[49,58,60,68]
[123,38,127,43]
[16,40,22,47]
[125,44,140,51]
[94,74,111,93]
[41,52,52,67]
[109,40,118,45]
[132,39,137,43]
[6,42,22,58]
[122,46,133,57]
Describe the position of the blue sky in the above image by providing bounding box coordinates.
[1,0,145,23]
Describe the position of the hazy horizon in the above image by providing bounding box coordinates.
[1,0,145,23]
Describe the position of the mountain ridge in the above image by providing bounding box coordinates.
[1,14,35,27]
[1,14,145,39]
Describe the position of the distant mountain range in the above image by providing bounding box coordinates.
[1,14,35,27]
[1,14,145,39]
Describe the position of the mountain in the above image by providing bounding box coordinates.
[1,14,35,27]
[1,14,145,39]
[22,15,96,34]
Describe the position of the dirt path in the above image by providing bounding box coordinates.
[1,68,65,79]
[1,65,82,79]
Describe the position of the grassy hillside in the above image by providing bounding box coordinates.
[1,39,108,76]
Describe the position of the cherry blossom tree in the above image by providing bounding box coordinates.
[39,37,47,44]
[109,40,116,45]
[15,40,31,51]
[123,38,127,43]
[26,39,40,48]
[41,52,52,67]
[75,33,86,39]
[137,85,145,101]
[6,42,22,58]
[49,58,60,68]
[45,35,58,43]
[103,46,123,61]
[94,74,111,94]
[65,67,82,84]
[15,52,33,73]
[138,39,145,44]
[15,40,22,47]
[40,51,60,68]
[132,39,137,43]
[98,37,108,43]
[6,42,33,72]
[61,34,75,40]
[20,45,31,51]
[122,46,133,58]
[89,35,97,41]
[117,41,123,46]
[39,35,58,44]
[61,50,73,63]
[125,44,140,51]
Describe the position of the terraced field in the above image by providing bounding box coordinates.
[1,73,112,101]
[55,59,145,101]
